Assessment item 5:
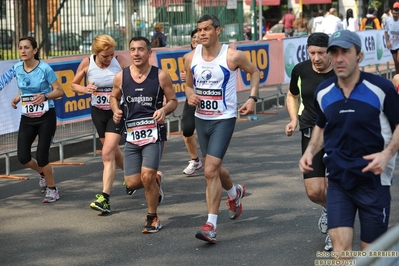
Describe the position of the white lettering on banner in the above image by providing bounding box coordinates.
[283,37,308,83]
[356,30,391,67]
[282,30,392,83]
[0,66,14,91]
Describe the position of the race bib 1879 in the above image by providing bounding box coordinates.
[21,94,49,118]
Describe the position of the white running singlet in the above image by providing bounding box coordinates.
[191,44,237,120]
[87,54,122,110]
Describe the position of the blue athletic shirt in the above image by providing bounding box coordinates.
[314,71,399,190]
[14,60,58,108]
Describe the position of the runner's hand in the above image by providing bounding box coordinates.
[153,108,166,124]
[238,99,255,116]
[11,95,20,109]
[113,109,123,124]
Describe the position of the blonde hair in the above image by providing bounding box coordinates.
[154,23,164,32]
[91,34,116,54]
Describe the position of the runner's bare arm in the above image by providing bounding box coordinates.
[110,71,123,124]
[71,57,94,94]
[48,80,64,99]
[230,49,260,115]
[32,79,64,105]
[11,90,21,109]
[183,50,200,107]
[153,69,177,124]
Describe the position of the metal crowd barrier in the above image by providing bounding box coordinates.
[355,224,399,266]
[0,120,96,176]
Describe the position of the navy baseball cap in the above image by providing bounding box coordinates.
[327,30,362,53]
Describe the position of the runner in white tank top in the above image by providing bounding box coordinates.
[191,43,237,120]
[87,54,122,110]
[183,14,260,244]
[71,34,131,214]
[384,7,399,74]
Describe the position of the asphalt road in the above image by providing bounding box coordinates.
[1,109,398,266]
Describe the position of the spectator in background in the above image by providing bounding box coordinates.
[131,8,143,36]
[338,13,344,30]
[151,23,167,47]
[279,8,295,37]
[381,8,392,28]
[256,13,267,39]
[320,8,342,34]
[293,11,309,36]
[343,8,359,32]
[360,7,381,30]
[312,10,325,33]
[308,10,317,34]
[384,2,399,74]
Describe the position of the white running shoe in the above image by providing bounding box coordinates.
[318,208,328,234]
[39,176,47,194]
[42,188,60,203]
[324,234,333,251]
[183,159,203,175]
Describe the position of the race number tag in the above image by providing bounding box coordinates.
[126,117,158,146]
[21,94,49,118]
[91,87,112,110]
[196,87,223,116]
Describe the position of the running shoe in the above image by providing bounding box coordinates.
[123,181,137,196]
[142,215,162,233]
[42,188,60,203]
[39,175,47,194]
[324,234,333,251]
[183,159,203,176]
[90,194,110,213]
[126,187,137,196]
[318,207,328,234]
[195,222,217,244]
[156,171,164,205]
[226,184,246,220]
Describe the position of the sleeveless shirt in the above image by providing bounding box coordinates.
[121,66,166,142]
[191,44,237,120]
[87,54,122,110]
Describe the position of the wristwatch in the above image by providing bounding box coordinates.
[43,93,49,100]
[248,95,259,102]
